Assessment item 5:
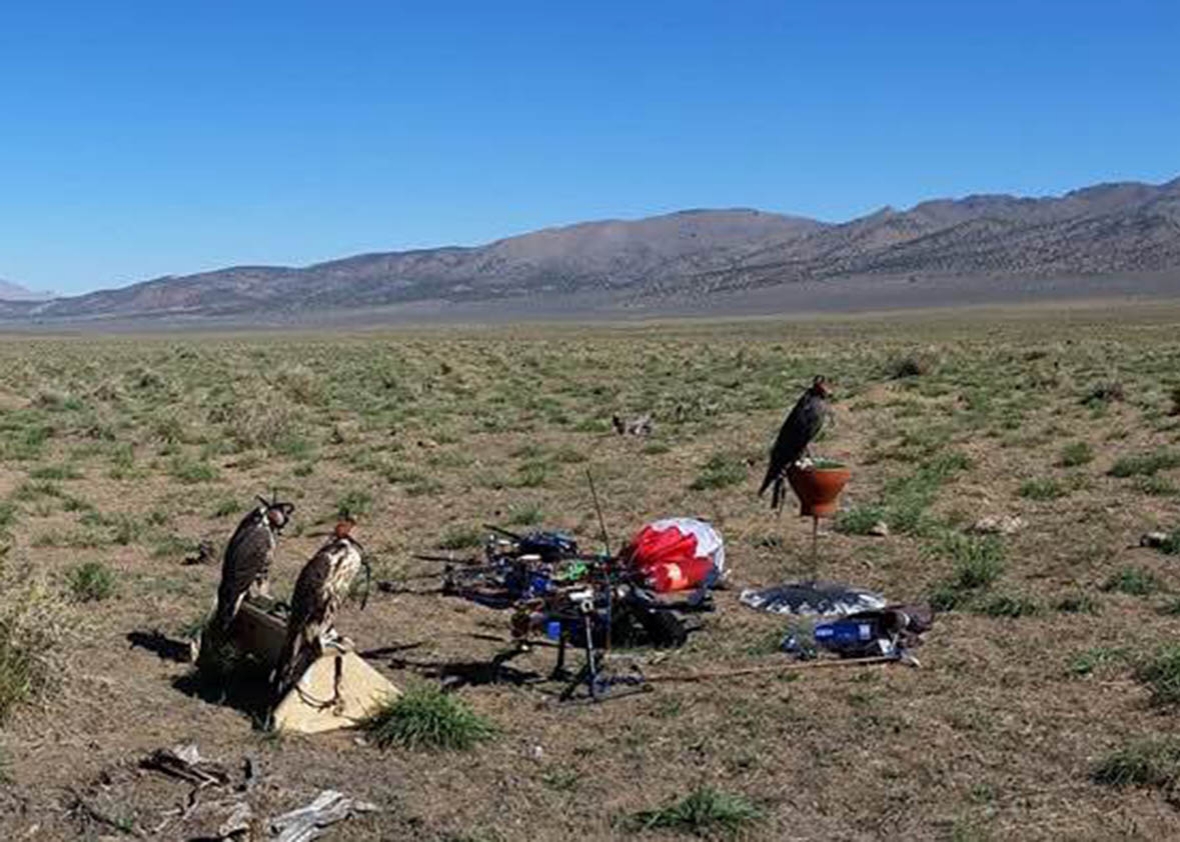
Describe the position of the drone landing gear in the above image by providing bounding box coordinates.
[553,615,649,704]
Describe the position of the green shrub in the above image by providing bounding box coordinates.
[1018,478,1066,500]
[1109,450,1180,478]
[834,505,888,536]
[169,456,219,484]
[1054,593,1100,614]
[884,353,936,379]
[1136,646,1180,707]
[1058,442,1094,467]
[1135,475,1178,497]
[976,593,1041,618]
[690,454,747,491]
[1102,566,1161,596]
[1068,647,1127,677]
[941,533,1005,589]
[514,460,552,488]
[1094,739,1180,792]
[66,561,116,603]
[926,532,1005,610]
[627,786,762,836]
[506,503,544,527]
[437,525,484,551]
[361,684,495,751]
[337,490,373,518]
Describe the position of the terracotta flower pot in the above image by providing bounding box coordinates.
[786,464,851,518]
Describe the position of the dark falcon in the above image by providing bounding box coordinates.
[759,375,832,511]
[270,519,368,705]
[201,495,294,662]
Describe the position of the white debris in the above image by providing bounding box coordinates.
[970,515,1024,536]
[270,790,379,842]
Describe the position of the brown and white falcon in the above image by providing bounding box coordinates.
[270,519,368,705]
[200,495,294,663]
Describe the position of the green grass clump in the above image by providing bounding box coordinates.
[28,464,82,481]
[506,502,544,527]
[0,503,15,536]
[976,593,1041,618]
[169,456,219,484]
[1136,646,1180,707]
[627,786,762,836]
[941,533,1005,588]
[1082,381,1125,407]
[337,490,373,518]
[927,532,1005,610]
[1058,442,1094,467]
[880,452,972,535]
[66,561,116,603]
[884,353,936,379]
[514,460,552,488]
[1093,739,1180,793]
[361,684,495,751]
[1109,450,1180,478]
[1102,566,1162,596]
[1068,647,1127,677]
[1135,475,1178,497]
[834,505,887,535]
[437,525,484,551]
[1018,478,1066,500]
[210,497,240,518]
[690,454,747,491]
[1054,593,1100,615]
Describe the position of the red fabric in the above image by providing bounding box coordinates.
[624,525,713,592]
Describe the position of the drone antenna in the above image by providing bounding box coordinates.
[586,469,611,557]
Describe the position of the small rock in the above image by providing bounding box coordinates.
[971,515,1024,536]
[868,521,890,537]
[218,802,254,839]
[528,745,544,761]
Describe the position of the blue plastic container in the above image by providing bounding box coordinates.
[813,618,877,653]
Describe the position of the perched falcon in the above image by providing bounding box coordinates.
[759,375,833,511]
[200,495,294,663]
[270,520,368,705]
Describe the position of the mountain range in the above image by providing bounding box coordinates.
[2,177,1179,324]
[0,279,53,302]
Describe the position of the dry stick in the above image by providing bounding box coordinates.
[644,655,902,683]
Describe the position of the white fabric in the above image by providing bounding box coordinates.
[645,517,726,573]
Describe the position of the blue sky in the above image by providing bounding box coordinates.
[2,1,1177,295]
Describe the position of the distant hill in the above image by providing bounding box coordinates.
[2,178,1179,324]
[0,278,53,302]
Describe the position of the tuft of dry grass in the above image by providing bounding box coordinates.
[0,558,71,723]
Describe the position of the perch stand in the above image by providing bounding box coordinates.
[786,465,851,573]
[226,600,399,734]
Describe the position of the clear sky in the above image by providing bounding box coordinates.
[2,0,1177,295]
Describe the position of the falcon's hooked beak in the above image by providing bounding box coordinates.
[812,375,832,399]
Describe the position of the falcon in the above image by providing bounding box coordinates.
[200,495,294,665]
[759,375,832,511]
[270,519,369,705]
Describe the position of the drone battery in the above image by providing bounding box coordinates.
[813,618,879,655]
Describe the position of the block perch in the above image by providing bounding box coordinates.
[225,599,399,734]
